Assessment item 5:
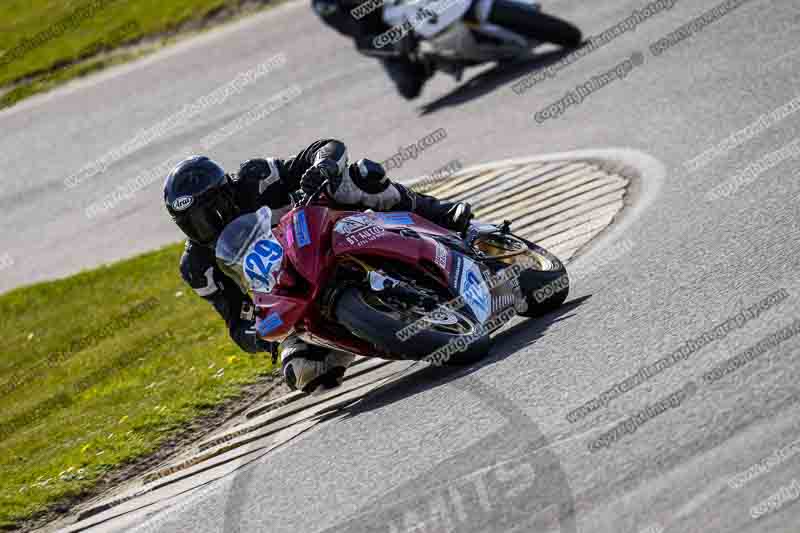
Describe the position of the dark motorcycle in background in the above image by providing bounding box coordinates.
[374,0,582,88]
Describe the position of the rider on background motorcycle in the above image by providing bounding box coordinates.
[164,140,472,393]
[311,0,432,99]
[311,0,582,99]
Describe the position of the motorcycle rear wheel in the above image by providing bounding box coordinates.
[490,2,583,48]
[335,287,491,366]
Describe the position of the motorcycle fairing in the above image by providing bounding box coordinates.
[332,211,501,325]
[280,206,338,292]
[332,211,454,275]
[252,206,343,342]
[252,290,311,342]
[449,253,492,323]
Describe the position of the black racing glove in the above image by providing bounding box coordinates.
[300,159,342,196]
[445,202,473,234]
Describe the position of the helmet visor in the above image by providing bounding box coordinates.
[175,206,223,245]
[174,189,238,245]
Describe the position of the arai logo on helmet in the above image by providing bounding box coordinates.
[172,196,194,211]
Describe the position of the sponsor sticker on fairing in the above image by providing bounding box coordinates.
[346,226,385,246]
[434,240,449,270]
[378,212,414,225]
[257,312,283,336]
[293,210,311,248]
[334,213,374,235]
[459,257,490,323]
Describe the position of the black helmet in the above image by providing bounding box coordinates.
[164,156,240,246]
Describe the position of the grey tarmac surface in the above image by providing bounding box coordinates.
[4,0,800,531]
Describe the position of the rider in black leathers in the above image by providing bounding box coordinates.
[165,139,471,393]
[311,0,432,99]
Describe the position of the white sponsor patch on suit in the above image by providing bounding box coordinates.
[258,158,281,194]
[194,266,219,297]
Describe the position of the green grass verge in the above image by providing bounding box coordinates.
[0,0,278,108]
[0,50,148,110]
[0,242,274,528]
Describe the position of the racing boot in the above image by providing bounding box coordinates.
[279,336,355,394]
[395,183,473,234]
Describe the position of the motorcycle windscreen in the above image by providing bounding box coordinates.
[215,206,285,295]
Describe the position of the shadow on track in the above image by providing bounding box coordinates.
[417,46,576,116]
[337,294,592,419]
[307,295,591,533]
[222,296,590,533]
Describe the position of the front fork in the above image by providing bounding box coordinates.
[470,224,534,317]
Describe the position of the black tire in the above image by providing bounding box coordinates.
[515,238,569,317]
[489,1,582,49]
[335,287,491,366]
[524,12,583,48]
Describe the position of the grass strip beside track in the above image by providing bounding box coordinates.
[0,242,274,528]
[0,0,280,108]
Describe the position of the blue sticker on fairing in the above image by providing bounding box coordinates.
[379,212,414,225]
[257,312,283,336]
[458,256,491,323]
[294,210,311,248]
[464,271,490,318]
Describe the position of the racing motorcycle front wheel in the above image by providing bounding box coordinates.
[335,284,491,366]
[472,232,569,317]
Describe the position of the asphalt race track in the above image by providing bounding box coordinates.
[4,0,800,531]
